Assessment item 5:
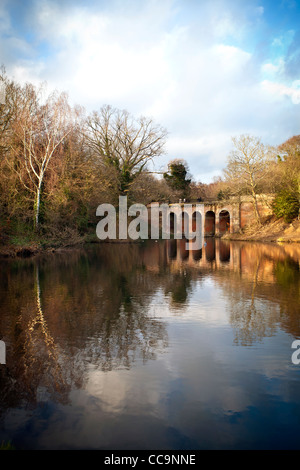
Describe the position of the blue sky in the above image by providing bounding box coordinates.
[1,0,300,182]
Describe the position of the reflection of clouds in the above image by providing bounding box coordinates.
[1,240,300,449]
[86,367,165,415]
[149,278,230,326]
[87,370,131,413]
[147,295,298,425]
[160,340,294,432]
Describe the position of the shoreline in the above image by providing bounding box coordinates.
[0,237,141,259]
[1,217,299,259]
[0,236,298,259]
[222,217,300,244]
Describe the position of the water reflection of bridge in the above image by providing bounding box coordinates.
[142,239,300,284]
[165,238,235,270]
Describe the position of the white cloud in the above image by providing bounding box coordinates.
[261,59,284,77]
[261,79,300,104]
[2,0,300,182]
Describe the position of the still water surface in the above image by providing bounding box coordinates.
[0,239,300,450]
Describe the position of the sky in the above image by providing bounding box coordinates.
[1,0,300,183]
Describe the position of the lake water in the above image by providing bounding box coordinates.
[0,238,300,450]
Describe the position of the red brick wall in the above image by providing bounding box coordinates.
[240,199,273,227]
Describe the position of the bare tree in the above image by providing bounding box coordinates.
[7,85,73,228]
[0,68,22,158]
[224,135,275,224]
[277,135,300,193]
[85,105,167,195]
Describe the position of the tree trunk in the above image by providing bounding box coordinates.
[35,178,42,229]
[251,190,261,225]
[249,173,261,225]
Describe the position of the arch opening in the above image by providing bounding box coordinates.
[219,210,230,234]
[168,211,189,237]
[205,211,215,236]
[168,212,176,233]
[191,211,203,259]
[192,211,202,232]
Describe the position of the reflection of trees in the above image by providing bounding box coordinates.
[43,244,170,371]
[27,265,69,395]
[164,271,192,308]
[1,238,300,413]
[273,258,300,335]
[0,244,170,411]
[215,243,300,345]
[274,259,299,288]
[160,238,300,345]
[0,263,72,417]
[224,257,279,345]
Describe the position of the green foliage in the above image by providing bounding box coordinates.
[217,188,231,200]
[0,441,15,450]
[6,219,38,245]
[163,159,191,198]
[120,167,134,195]
[217,190,225,200]
[272,189,299,223]
[75,202,90,233]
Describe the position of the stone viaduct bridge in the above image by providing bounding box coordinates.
[148,195,273,237]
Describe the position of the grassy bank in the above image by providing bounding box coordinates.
[222,216,300,243]
[0,220,142,258]
[0,223,100,258]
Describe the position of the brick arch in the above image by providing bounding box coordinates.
[204,210,215,236]
[168,211,176,233]
[191,210,202,233]
[219,209,231,234]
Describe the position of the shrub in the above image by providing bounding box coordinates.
[273,190,299,223]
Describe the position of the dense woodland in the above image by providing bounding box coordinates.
[0,69,299,248]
